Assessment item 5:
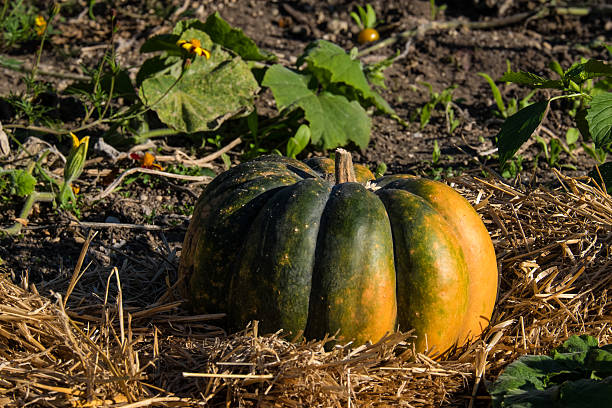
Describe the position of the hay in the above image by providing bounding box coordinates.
[1,171,610,407]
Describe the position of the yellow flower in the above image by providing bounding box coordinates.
[130,151,164,170]
[177,38,211,59]
[34,15,47,36]
[64,132,89,184]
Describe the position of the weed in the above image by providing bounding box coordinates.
[0,0,41,48]
[479,69,536,118]
[582,142,608,164]
[494,58,611,174]
[500,154,523,179]
[374,162,387,178]
[432,140,441,165]
[429,0,447,21]
[350,4,379,44]
[413,82,460,134]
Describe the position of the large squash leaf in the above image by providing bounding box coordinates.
[490,335,612,408]
[200,13,275,61]
[139,30,259,133]
[262,64,370,149]
[299,40,395,115]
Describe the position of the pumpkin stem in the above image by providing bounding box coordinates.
[335,148,356,184]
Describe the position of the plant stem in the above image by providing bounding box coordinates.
[0,0,9,22]
[334,148,356,184]
[0,191,55,236]
[550,93,585,102]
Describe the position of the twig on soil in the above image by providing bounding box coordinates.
[67,221,171,230]
[91,167,212,201]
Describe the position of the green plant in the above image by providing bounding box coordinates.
[500,154,523,179]
[0,0,41,48]
[286,124,310,159]
[495,59,612,169]
[373,162,387,178]
[0,132,89,235]
[490,335,612,408]
[350,4,379,44]
[566,127,580,150]
[582,142,608,164]
[178,150,498,353]
[432,140,441,164]
[205,135,232,169]
[534,135,577,170]
[136,13,397,155]
[479,71,536,118]
[429,0,447,20]
[413,82,461,134]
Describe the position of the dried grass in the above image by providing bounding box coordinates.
[1,171,610,407]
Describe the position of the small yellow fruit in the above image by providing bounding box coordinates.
[358,28,379,44]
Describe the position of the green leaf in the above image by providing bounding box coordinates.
[566,127,580,145]
[261,64,313,111]
[136,55,181,87]
[364,4,377,28]
[300,40,395,115]
[585,92,612,149]
[497,101,549,166]
[198,13,275,61]
[286,124,311,158]
[479,72,507,116]
[588,162,612,194]
[263,64,371,149]
[490,335,612,408]
[374,162,387,178]
[576,108,592,140]
[556,334,599,355]
[565,59,612,83]
[10,170,36,197]
[549,60,564,78]
[500,71,564,90]
[139,42,259,133]
[140,34,181,53]
[350,11,363,29]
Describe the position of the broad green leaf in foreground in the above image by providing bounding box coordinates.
[139,43,259,133]
[497,101,549,166]
[500,71,563,90]
[262,64,371,149]
[299,40,395,115]
[585,92,612,149]
[490,335,612,408]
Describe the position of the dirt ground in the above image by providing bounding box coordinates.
[0,0,609,331]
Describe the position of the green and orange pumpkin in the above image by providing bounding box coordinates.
[178,150,498,353]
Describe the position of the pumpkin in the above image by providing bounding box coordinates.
[178,149,498,353]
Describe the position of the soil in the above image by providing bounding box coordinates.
[0,0,609,347]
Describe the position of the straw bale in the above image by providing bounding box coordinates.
[0,171,610,407]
